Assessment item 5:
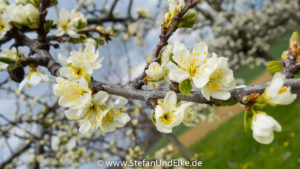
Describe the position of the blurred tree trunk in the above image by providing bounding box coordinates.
[163,133,194,159]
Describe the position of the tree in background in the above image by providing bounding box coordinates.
[0,0,300,168]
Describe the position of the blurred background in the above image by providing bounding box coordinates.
[0,0,300,168]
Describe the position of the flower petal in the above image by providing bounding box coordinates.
[192,76,209,89]
[211,91,231,100]
[164,91,177,106]
[173,41,190,67]
[112,97,128,110]
[167,62,189,83]
[92,91,109,105]
[79,121,91,133]
[192,41,208,66]
[253,132,274,144]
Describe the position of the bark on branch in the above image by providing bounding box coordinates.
[0,142,32,169]
[15,29,300,105]
[92,78,300,104]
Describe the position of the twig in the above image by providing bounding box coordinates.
[0,142,32,169]
[129,0,199,89]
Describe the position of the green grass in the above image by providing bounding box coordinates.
[189,103,300,169]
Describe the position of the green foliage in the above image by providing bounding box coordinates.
[45,20,54,32]
[178,11,197,28]
[189,103,300,169]
[267,61,283,74]
[95,38,105,46]
[294,70,300,78]
[152,111,156,125]
[146,53,153,64]
[0,57,16,65]
[31,0,40,8]
[49,0,58,6]
[84,74,91,87]
[219,100,238,106]
[244,112,252,132]
[179,79,192,95]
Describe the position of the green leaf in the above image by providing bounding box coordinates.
[146,53,153,64]
[49,0,58,6]
[294,70,300,78]
[84,73,91,87]
[252,103,266,110]
[179,79,192,95]
[219,100,238,106]
[0,57,16,65]
[45,20,54,31]
[95,38,104,46]
[152,111,156,125]
[68,35,86,43]
[31,0,40,8]
[178,11,197,28]
[266,61,283,73]
[12,22,23,29]
[244,112,252,132]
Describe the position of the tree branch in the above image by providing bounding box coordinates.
[129,0,199,89]
[0,142,32,169]
[163,133,194,159]
[15,30,61,76]
[92,78,300,104]
[15,28,300,105]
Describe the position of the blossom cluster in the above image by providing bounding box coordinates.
[145,41,236,133]
[0,48,19,71]
[154,91,213,133]
[55,8,87,38]
[247,72,296,144]
[0,47,50,92]
[53,45,130,134]
[146,41,236,101]
[0,0,40,39]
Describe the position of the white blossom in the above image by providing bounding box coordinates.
[136,8,150,18]
[168,0,184,14]
[167,41,211,89]
[252,112,282,144]
[58,45,103,80]
[6,3,39,27]
[161,43,174,68]
[182,102,208,127]
[98,97,130,134]
[155,91,188,133]
[0,48,19,71]
[18,71,50,92]
[146,62,164,81]
[84,38,97,48]
[201,54,236,100]
[64,91,109,133]
[0,0,8,13]
[55,8,87,38]
[53,77,92,109]
[263,72,297,105]
[0,15,11,39]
